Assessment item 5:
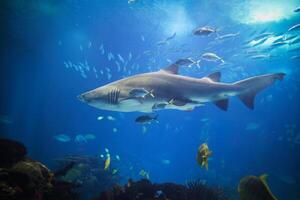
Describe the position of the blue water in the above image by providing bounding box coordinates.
[1,0,300,199]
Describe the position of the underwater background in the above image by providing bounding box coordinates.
[1,0,300,199]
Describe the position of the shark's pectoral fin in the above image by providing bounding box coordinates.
[183,107,195,112]
[214,99,229,111]
[169,99,188,106]
[152,102,168,110]
[119,98,143,104]
[167,99,202,111]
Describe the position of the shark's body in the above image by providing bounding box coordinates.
[78,61,285,113]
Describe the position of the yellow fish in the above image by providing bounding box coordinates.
[196,143,212,170]
[139,169,150,179]
[238,174,278,200]
[104,156,111,170]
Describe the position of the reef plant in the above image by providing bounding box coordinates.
[186,179,229,200]
[95,178,230,200]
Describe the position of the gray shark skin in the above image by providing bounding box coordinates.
[78,61,285,113]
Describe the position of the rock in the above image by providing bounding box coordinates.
[12,159,53,189]
[0,138,27,167]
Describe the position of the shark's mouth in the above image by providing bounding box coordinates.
[107,88,120,105]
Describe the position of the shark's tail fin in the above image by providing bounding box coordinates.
[233,73,285,109]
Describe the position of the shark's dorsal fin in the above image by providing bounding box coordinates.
[207,72,221,82]
[160,64,179,74]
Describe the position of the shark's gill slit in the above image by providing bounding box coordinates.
[108,88,120,105]
[115,89,120,104]
[107,90,112,104]
[112,89,116,104]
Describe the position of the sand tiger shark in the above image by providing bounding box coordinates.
[78,59,285,113]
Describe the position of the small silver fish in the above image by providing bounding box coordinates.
[97,116,104,120]
[270,41,287,48]
[108,52,114,61]
[135,115,158,124]
[291,55,300,60]
[157,40,168,46]
[175,58,200,68]
[252,32,273,41]
[128,52,132,61]
[216,32,239,40]
[289,37,300,45]
[118,54,125,63]
[107,116,116,121]
[129,88,154,98]
[165,32,176,41]
[128,0,137,4]
[201,52,224,63]
[250,54,270,60]
[251,37,269,47]
[99,44,105,55]
[54,134,71,142]
[284,35,298,41]
[272,36,284,43]
[294,7,300,13]
[85,134,96,140]
[74,134,87,143]
[193,26,216,36]
[288,24,300,32]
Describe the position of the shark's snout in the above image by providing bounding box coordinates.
[77,90,99,103]
[77,94,85,102]
[77,93,92,103]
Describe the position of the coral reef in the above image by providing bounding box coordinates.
[94,179,230,200]
[186,179,229,200]
[0,138,79,200]
[0,138,231,200]
[53,155,121,199]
